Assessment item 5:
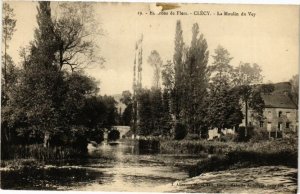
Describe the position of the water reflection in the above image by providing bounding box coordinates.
[1,140,200,191]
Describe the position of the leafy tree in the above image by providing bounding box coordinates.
[161,60,175,91]
[122,103,133,126]
[232,62,263,136]
[120,90,133,126]
[232,62,262,86]
[172,20,185,121]
[2,2,16,88]
[1,3,18,144]
[182,23,209,135]
[289,74,298,105]
[137,89,152,136]
[79,95,117,129]
[147,50,162,89]
[161,60,175,135]
[120,90,132,106]
[150,88,164,135]
[209,45,233,84]
[53,2,104,71]
[207,46,242,131]
[4,2,63,146]
[161,88,173,136]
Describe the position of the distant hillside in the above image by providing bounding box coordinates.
[112,94,126,114]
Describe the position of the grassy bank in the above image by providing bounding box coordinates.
[192,139,297,177]
[160,140,239,155]
[1,144,86,162]
[160,138,297,177]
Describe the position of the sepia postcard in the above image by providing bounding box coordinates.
[0,1,299,193]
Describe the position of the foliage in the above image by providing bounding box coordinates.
[2,3,16,45]
[108,129,120,141]
[147,50,163,88]
[289,74,298,105]
[120,90,133,126]
[1,144,86,161]
[220,133,237,142]
[181,23,209,135]
[235,126,254,142]
[160,88,173,135]
[53,2,104,71]
[138,139,160,153]
[207,46,242,130]
[172,20,185,121]
[189,139,298,177]
[161,60,174,91]
[1,2,116,156]
[120,90,132,106]
[2,2,17,89]
[249,128,270,142]
[232,62,263,86]
[137,89,152,135]
[209,45,233,83]
[149,88,164,134]
[174,122,188,140]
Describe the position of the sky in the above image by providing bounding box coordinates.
[5,1,300,95]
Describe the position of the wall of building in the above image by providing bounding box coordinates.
[241,107,298,132]
[261,108,298,132]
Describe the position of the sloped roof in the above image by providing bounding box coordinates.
[258,82,298,109]
[262,94,297,109]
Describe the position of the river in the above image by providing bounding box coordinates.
[1,140,297,193]
[1,140,202,192]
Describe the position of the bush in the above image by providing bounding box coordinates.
[236,126,254,142]
[185,133,201,140]
[189,139,298,177]
[174,123,188,140]
[108,129,120,141]
[250,128,269,142]
[1,144,86,161]
[139,139,160,153]
[220,133,237,142]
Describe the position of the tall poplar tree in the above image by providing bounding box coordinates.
[172,20,184,122]
[11,1,63,144]
[2,3,16,89]
[183,23,209,135]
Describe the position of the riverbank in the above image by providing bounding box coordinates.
[160,138,297,177]
[170,166,297,193]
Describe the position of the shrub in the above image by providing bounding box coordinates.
[139,139,160,153]
[250,128,269,142]
[1,144,86,161]
[220,133,237,142]
[185,133,201,140]
[174,123,188,140]
[236,126,254,142]
[188,139,298,177]
[108,129,120,141]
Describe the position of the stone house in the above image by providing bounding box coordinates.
[243,82,298,137]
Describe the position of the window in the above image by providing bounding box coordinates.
[278,122,283,131]
[286,122,290,129]
[260,121,264,128]
[268,111,272,117]
[267,122,272,131]
[278,111,282,117]
[286,112,291,119]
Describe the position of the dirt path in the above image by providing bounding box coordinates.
[170,166,297,193]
